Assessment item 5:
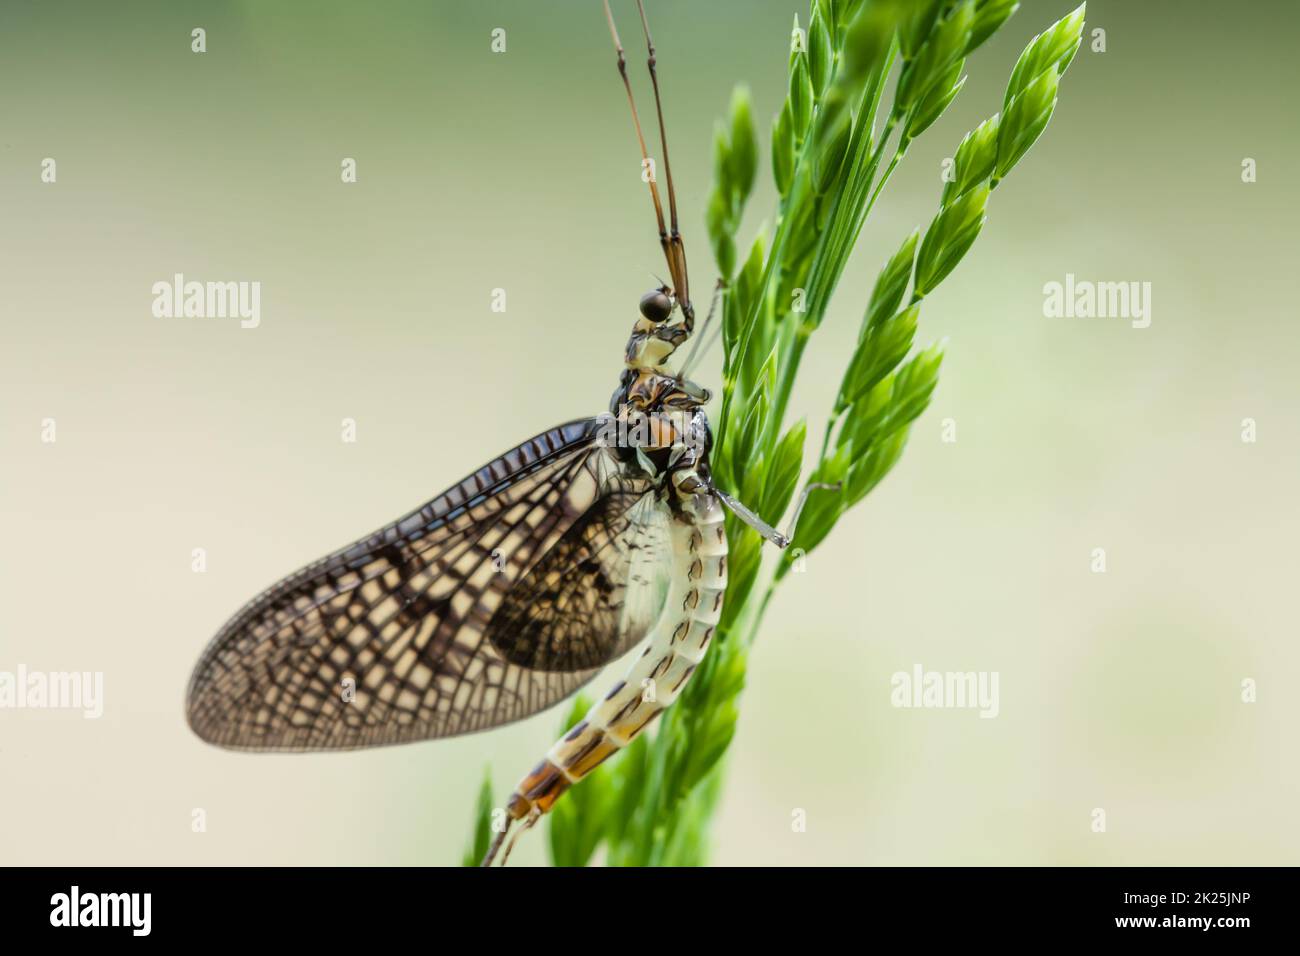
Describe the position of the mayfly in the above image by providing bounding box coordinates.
[186,1,828,866]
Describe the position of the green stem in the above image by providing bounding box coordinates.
[866,147,905,219]
[818,410,840,463]
[717,171,801,465]
[719,37,868,464]
[770,325,810,449]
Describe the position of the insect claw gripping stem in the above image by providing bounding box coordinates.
[783,482,841,546]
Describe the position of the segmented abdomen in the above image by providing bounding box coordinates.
[505,493,727,819]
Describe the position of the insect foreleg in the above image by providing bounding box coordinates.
[783,482,840,545]
[714,482,840,550]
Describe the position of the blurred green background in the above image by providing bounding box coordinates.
[1,0,1296,866]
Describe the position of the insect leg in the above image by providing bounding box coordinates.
[714,483,841,550]
[714,488,790,548]
[783,482,841,545]
[677,280,725,381]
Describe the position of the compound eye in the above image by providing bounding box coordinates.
[639,290,674,323]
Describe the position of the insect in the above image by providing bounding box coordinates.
[185,1,830,866]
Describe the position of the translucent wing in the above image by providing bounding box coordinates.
[185,419,671,752]
[487,488,672,671]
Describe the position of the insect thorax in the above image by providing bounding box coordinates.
[600,297,717,512]
[603,357,712,503]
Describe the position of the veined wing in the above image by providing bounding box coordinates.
[487,487,671,671]
[185,418,671,752]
